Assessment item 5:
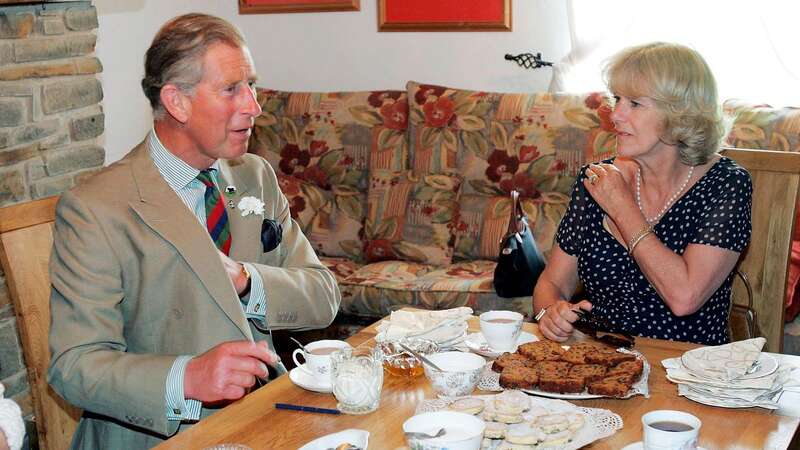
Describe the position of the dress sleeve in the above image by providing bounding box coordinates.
[556,168,591,256]
[690,165,752,252]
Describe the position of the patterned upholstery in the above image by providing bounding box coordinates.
[405,82,616,262]
[249,85,617,319]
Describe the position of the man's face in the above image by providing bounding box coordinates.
[182,42,261,167]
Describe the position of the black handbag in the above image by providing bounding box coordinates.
[493,190,546,298]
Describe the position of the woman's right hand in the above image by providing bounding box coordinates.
[537,299,592,342]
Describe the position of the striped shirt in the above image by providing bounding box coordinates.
[147,129,268,422]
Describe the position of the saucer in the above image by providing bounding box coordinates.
[464,331,538,358]
[621,442,707,450]
[289,364,332,394]
[298,429,369,450]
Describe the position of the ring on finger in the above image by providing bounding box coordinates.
[588,174,599,184]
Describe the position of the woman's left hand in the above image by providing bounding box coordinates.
[583,162,636,220]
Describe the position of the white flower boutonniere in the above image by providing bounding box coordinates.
[237,196,265,217]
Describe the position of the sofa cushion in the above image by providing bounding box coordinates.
[364,170,462,266]
[406,82,615,260]
[279,175,366,260]
[724,100,800,152]
[338,260,532,318]
[249,88,409,260]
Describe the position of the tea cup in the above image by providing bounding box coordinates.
[479,310,524,352]
[291,339,351,382]
[641,410,701,450]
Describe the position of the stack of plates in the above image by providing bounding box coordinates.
[662,338,799,409]
[375,307,471,349]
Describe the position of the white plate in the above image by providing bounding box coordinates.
[289,364,332,394]
[298,429,369,450]
[464,331,538,358]
[621,442,707,450]
[680,339,776,380]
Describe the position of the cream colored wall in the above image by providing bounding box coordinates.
[94,0,570,163]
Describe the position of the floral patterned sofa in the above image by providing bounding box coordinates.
[247,82,800,326]
[248,82,616,320]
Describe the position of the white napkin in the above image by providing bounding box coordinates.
[376,307,472,344]
[662,357,776,390]
[680,337,766,381]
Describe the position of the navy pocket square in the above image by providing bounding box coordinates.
[261,218,282,253]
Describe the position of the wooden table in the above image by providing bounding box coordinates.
[154,318,800,449]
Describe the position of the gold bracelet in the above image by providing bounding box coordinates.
[627,224,654,256]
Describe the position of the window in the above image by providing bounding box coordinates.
[550,0,800,108]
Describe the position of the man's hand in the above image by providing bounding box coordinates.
[538,299,592,342]
[184,340,280,403]
[218,250,250,295]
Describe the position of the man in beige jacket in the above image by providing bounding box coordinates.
[47,13,340,449]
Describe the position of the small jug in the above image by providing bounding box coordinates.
[331,346,384,415]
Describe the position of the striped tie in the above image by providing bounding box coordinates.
[196,169,232,255]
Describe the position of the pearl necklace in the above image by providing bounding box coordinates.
[636,165,694,224]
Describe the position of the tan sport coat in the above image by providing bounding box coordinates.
[48,141,341,449]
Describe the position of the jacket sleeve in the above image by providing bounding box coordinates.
[47,190,180,438]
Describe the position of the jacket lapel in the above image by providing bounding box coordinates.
[218,159,263,262]
[126,143,252,340]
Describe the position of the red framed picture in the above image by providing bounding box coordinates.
[378,0,511,31]
[239,0,359,14]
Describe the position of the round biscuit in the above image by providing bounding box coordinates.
[540,429,573,446]
[484,421,508,439]
[494,411,525,424]
[494,389,530,415]
[448,397,485,415]
[532,413,570,434]
[505,423,544,445]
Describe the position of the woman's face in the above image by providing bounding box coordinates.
[610,94,668,158]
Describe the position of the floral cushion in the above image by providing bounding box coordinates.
[724,100,800,152]
[406,82,615,260]
[338,260,532,318]
[364,170,462,266]
[278,175,365,260]
[250,89,409,185]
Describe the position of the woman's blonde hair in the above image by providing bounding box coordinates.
[603,42,728,165]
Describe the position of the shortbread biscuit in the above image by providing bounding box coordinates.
[494,411,525,424]
[448,397,485,415]
[484,421,508,439]
[494,389,530,415]
[540,429,574,446]
[505,423,544,445]
[566,412,586,432]
[531,413,570,434]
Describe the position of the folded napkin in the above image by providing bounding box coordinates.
[680,337,766,381]
[376,307,472,344]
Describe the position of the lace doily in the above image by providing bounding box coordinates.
[415,393,623,450]
[476,348,651,399]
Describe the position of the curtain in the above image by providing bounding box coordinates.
[550,0,800,108]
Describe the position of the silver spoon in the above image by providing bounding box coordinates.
[398,342,444,371]
[290,337,309,353]
[405,428,446,440]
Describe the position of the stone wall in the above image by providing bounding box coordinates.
[0,2,103,447]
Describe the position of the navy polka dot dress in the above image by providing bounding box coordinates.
[556,157,752,345]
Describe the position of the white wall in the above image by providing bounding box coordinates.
[94,0,570,163]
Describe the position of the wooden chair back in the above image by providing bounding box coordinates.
[0,196,80,450]
[721,148,800,352]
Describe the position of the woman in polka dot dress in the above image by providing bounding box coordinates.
[533,42,752,346]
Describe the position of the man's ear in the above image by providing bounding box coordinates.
[160,84,191,123]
